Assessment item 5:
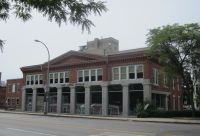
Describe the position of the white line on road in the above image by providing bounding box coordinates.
[89,132,147,136]
[7,128,57,136]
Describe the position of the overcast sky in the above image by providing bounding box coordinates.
[0,0,200,81]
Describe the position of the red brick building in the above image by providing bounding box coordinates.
[0,86,6,109]
[20,37,182,116]
[6,79,23,110]
[0,72,6,109]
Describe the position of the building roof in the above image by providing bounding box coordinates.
[21,46,148,72]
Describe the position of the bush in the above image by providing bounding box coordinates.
[138,110,200,118]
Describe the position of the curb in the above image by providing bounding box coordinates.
[1,110,200,124]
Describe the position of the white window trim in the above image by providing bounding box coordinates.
[77,68,102,83]
[153,68,159,85]
[112,64,144,81]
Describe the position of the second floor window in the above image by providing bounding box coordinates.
[163,74,168,87]
[129,66,135,79]
[78,70,83,82]
[26,74,43,85]
[49,71,70,84]
[35,75,39,84]
[112,64,144,81]
[78,68,102,82]
[121,67,127,80]
[49,73,53,84]
[91,70,96,81]
[113,67,119,80]
[31,75,34,85]
[54,73,58,83]
[84,70,89,82]
[97,69,103,81]
[39,75,43,84]
[136,65,144,78]
[152,68,159,85]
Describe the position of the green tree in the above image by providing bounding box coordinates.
[0,0,107,51]
[146,23,200,116]
[0,0,107,31]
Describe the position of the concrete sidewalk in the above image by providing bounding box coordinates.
[0,110,200,124]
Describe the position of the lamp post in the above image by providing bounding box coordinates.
[34,40,50,115]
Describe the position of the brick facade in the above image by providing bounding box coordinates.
[6,78,23,110]
[20,38,182,116]
[0,86,6,109]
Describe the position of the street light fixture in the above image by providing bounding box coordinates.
[34,40,50,115]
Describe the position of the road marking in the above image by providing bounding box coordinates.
[7,128,57,136]
[89,132,147,136]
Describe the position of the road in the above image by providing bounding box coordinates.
[0,113,199,136]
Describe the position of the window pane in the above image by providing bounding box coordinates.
[136,65,143,78]
[113,67,119,80]
[91,70,96,76]
[60,73,64,78]
[26,75,30,85]
[59,73,64,83]
[31,75,34,85]
[49,73,53,84]
[39,75,43,84]
[35,75,38,84]
[121,67,127,80]
[91,69,96,81]
[65,72,69,83]
[129,66,135,73]
[97,69,102,81]
[84,70,89,76]
[78,71,83,82]
[97,69,102,75]
[54,73,58,83]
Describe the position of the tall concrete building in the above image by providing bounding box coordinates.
[20,37,182,116]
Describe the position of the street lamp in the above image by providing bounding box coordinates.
[34,40,50,115]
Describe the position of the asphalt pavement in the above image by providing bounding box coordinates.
[0,112,200,136]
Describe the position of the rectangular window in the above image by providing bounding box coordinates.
[7,84,12,92]
[12,99,15,106]
[16,83,20,92]
[7,99,10,106]
[129,66,135,79]
[84,70,89,82]
[49,73,53,84]
[26,75,30,85]
[31,75,34,85]
[16,98,19,105]
[152,68,159,85]
[136,65,144,79]
[65,72,69,83]
[39,75,43,84]
[91,69,96,81]
[12,84,16,93]
[173,79,175,90]
[78,70,83,82]
[120,67,127,80]
[35,75,39,84]
[54,73,58,83]
[97,69,102,81]
[59,73,64,83]
[113,67,119,80]
[163,74,168,87]
[177,78,179,91]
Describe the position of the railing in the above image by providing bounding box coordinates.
[62,104,70,113]
[90,104,102,115]
[76,104,85,114]
[108,105,120,115]
[48,104,57,112]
